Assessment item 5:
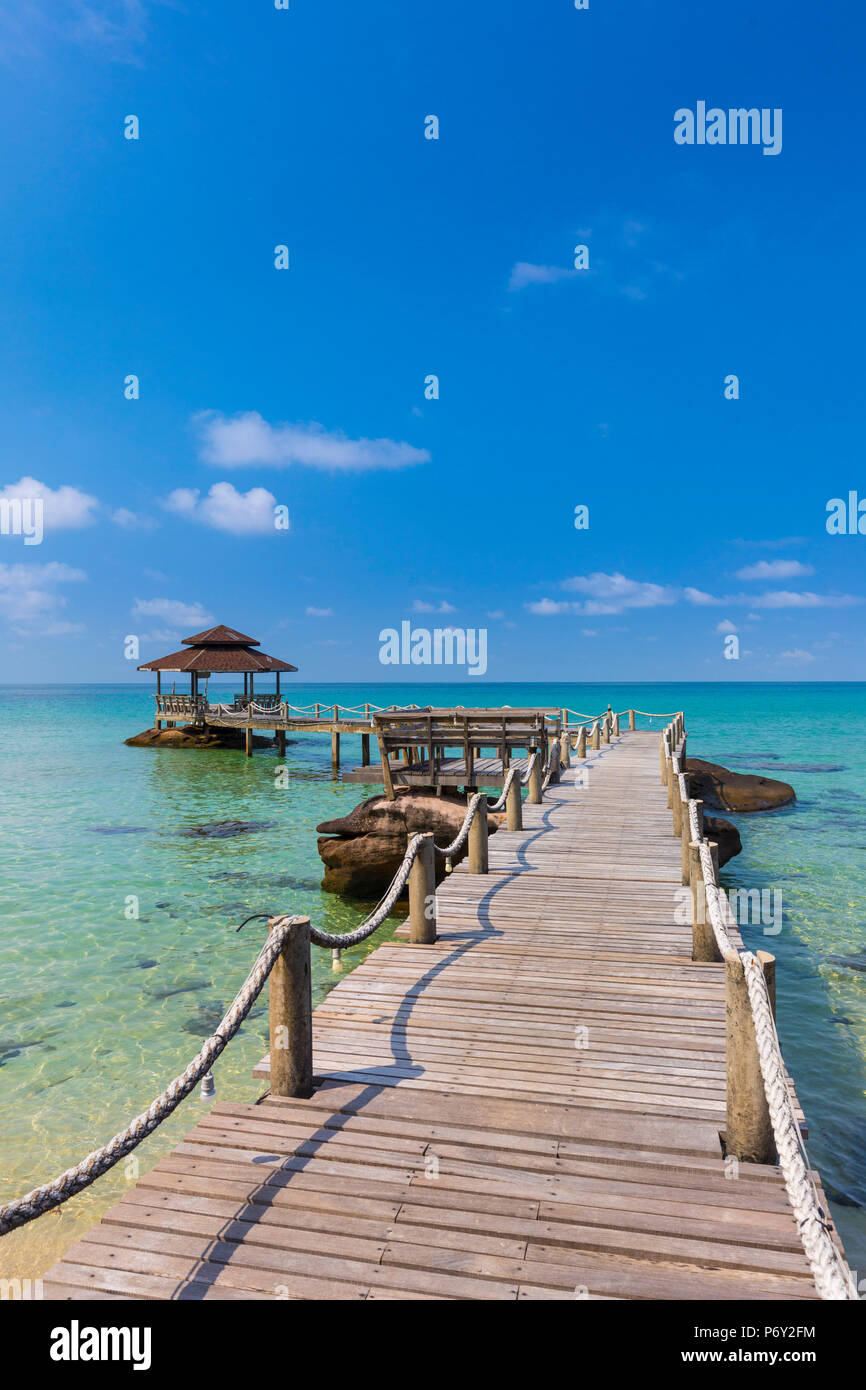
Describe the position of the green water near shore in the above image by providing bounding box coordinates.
[1,682,864,1283]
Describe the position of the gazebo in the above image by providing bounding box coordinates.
[138,624,297,727]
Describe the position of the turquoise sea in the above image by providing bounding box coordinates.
[1,682,865,1282]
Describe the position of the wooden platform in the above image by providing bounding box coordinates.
[43,732,831,1300]
[342,755,533,786]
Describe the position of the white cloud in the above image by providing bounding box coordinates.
[486,610,504,620]
[412,599,456,614]
[716,619,738,634]
[305,606,333,617]
[560,572,676,614]
[0,476,98,530]
[112,507,158,531]
[779,649,814,662]
[0,561,86,631]
[735,559,814,581]
[526,598,572,615]
[131,599,214,628]
[686,586,859,610]
[163,483,280,535]
[195,411,430,472]
[508,263,579,292]
[581,628,598,637]
[752,590,860,610]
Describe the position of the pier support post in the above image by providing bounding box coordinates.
[506,775,523,830]
[268,916,313,1099]
[591,722,600,751]
[681,797,702,884]
[613,713,620,736]
[628,709,635,731]
[603,718,610,745]
[560,731,571,769]
[672,764,682,836]
[576,726,586,760]
[331,730,340,772]
[726,953,777,1164]
[361,733,370,766]
[245,726,253,759]
[468,799,489,874]
[689,842,720,962]
[528,751,543,803]
[276,729,286,756]
[409,834,437,943]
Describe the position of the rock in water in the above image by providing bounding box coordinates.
[686,758,795,812]
[317,790,504,897]
[125,727,273,749]
[703,815,742,867]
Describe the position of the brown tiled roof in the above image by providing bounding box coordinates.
[138,646,297,672]
[182,625,260,646]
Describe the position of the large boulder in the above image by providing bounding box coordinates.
[317,790,504,897]
[126,727,274,749]
[704,815,742,867]
[686,758,795,813]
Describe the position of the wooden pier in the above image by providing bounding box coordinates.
[41,723,847,1301]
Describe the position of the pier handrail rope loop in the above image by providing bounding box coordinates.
[302,833,429,950]
[666,727,855,1300]
[0,916,304,1236]
[432,793,485,858]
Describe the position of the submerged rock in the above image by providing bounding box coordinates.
[179,820,276,838]
[317,790,504,897]
[686,758,795,812]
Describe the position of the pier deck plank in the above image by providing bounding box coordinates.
[43,732,828,1300]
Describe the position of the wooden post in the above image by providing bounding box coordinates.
[506,775,523,830]
[659,734,667,779]
[672,766,682,836]
[331,730,340,771]
[591,722,600,750]
[681,797,702,884]
[613,713,620,736]
[603,717,610,745]
[689,842,719,962]
[268,916,313,1098]
[245,726,252,759]
[468,799,488,873]
[409,834,436,943]
[726,953,776,1163]
[560,731,570,768]
[528,750,542,803]
[577,726,587,759]
[277,729,286,755]
[361,733,370,766]
[628,709,635,731]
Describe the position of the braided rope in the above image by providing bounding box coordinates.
[489,767,518,811]
[305,834,428,949]
[677,761,855,1299]
[742,955,854,1300]
[433,793,485,858]
[0,917,301,1235]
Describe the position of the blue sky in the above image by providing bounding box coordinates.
[0,0,864,683]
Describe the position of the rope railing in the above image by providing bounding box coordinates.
[0,916,302,1235]
[0,703,677,1246]
[661,717,855,1301]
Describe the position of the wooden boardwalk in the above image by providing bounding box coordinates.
[43,731,829,1300]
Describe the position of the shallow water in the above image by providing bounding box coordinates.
[1,682,864,1281]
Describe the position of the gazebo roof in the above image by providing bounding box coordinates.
[182,625,260,647]
[138,624,297,674]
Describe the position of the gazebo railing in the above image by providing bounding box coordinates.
[155,694,208,718]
